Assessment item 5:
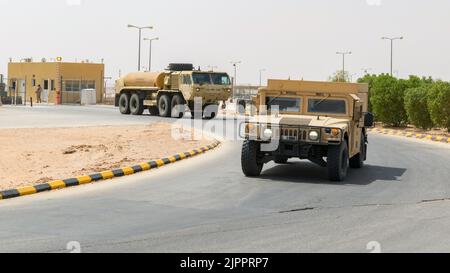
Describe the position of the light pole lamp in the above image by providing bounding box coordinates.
[230,61,241,98]
[128,24,153,71]
[381,36,403,76]
[143,37,159,72]
[336,51,352,82]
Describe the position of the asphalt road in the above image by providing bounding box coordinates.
[1,105,450,253]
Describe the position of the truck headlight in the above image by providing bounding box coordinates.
[309,130,319,141]
[263,128,273,139]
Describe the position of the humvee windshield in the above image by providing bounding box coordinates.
[307,98,347,114]
[266,97,301,112]
[192,73,231,85]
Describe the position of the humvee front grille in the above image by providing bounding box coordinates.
[281,128,307,141]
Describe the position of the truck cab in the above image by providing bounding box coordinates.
[241,79,374,182]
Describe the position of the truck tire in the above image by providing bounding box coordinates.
[274,156,288,164]
[119,93,131,115]
[148,106,159,116]
[350,134,366,169]
[327,141,349,182]
[171,94,185,118]
[203,104,219,120]
[129,94,144,115]
[158,94,171,117]
[241,140,264,177]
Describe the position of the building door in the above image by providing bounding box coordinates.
[18,79,26,105]
[43,79,50,103]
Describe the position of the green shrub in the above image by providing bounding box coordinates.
[370,74,408,127]
[404,87,434,129]
[427,81,450,132]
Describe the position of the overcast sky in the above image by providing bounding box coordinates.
[1,0,449,85]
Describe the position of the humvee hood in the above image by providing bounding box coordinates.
[250,114,349,129]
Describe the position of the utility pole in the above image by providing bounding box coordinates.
[336,51,352,82]
[143,37,159,71]
[128,24,153,71]
[382,36,403,76]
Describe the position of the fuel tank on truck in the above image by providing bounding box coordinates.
[123,72,167,89]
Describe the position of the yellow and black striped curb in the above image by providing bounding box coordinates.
[0,141,221,201]
[369,128,450,144]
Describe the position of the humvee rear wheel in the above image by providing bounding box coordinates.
[171,94,185,118]
[274,156,289,164]
[129,94,144,115]
[241,140,264,177]
[158,94,171,117]
[327,141,349,182]
[350,134,367,169]
[119,93,131,115]
[148,106,159,116]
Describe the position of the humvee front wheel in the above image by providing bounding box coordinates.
[129,94,144,115]
[158,94,171,117]
[350,134,367,169]
[327,141,349,182]
[119,93,131,115]
[241,140,264,177]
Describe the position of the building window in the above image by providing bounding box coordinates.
[64,80,95,92]
[51,80,55,91]
[32,79,36,87]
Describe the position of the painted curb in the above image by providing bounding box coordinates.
[369,128,450,144]
[0,141,221,201]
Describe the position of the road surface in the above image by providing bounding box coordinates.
[1,105,450,252]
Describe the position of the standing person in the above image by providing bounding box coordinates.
[35,85,42,103]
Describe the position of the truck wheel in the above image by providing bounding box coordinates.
[119,93,131,115]
[158,94,171,117]
[241,140,264,177]
[203,104,219,120]
[148,106,159,116]
[327,141,349,182]
[129,94,144,115]
[171,94,185,118]
[274,156,288,164]
[350,134,366,169]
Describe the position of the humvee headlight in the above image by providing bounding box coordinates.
[309,131,319,141]
[263,128,273,139]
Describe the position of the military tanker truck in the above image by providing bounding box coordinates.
[115,63,232,119]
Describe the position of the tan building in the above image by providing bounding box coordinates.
[7,60,104,104]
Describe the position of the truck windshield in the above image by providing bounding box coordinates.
[211,74,231,85]
[192,73,212,85]
[308,98,347,114]
[266,97,302,112]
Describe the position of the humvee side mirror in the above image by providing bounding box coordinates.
[364,112,374,127]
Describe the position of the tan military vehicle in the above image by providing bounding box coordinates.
[241,79,374,181]
[115,63,232,119]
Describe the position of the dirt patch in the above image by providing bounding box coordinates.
[375,123,450,138]
[0,123,211,191]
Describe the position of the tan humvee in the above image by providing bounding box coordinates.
[241,79,374,181]
[115,63,232,119]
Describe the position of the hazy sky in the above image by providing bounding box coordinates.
[1,0,450,85]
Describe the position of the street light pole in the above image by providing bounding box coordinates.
[230,61,241,98]
[336,51,352,82]
[144,37,159,71]
[382,36,403,76]
[259,69,266,86]
[128,24,153,71]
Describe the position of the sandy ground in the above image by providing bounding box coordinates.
[0,123,211,191]
[375,123,450,138]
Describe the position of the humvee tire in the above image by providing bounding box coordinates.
[350,134,366,169]
[148,106,159,116]
[130,94,144,115]
[119,93,131,115]
[171,94,185,118]
[328,141,349,182]
[241,140,263,177]
[274,156,289,164]
[158,94,171,117]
